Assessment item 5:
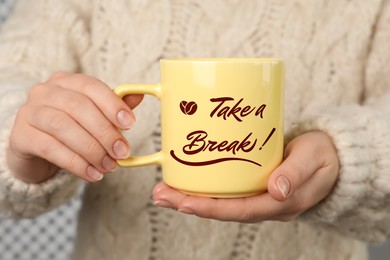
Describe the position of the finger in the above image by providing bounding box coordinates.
[269,169,338,220]
[178,194,286,222]
[153,182,187,209]
[153,183,284,223]
[152,182,171,195]
[22,127,104,182]
[267,132,329,201]
[30,106,117,173]
[47,73,136,129]
[31,85,130,160]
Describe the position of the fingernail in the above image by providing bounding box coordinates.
[117,110,135,129]
[154,200,174,209]
[87,166,104,181]
[113,139,130,159]
[102,155,118,172]
[178,208,196,215]
[153,185,164,194]
[277,175,291,198]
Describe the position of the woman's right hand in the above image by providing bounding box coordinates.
[6,72,143,183]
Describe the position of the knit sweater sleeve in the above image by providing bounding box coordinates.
[0,0,90,218]
[292,1,390,243]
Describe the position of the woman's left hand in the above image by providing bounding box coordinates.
[152,131,340,222]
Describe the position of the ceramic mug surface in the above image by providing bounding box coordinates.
[115,58,284,198]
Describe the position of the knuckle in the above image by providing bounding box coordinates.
[9,114,32,156]
[66,153,84,175]
[236,202,257,223]
[238,211,256,223]
[46,111,68,131]
[298,198,312,212]
[85,140,104,158]
[28,83,48,100]
[15,104,30,119]
[293,203,305,214]
[38,141,58,158]
[8,130,25,155]
[48,71,68,81]
[75,74,107,92]
[287,162,305,186]
[67,94,89,111]
[291,196,312,213]
[96,122,115,139]
[293,202,307,215]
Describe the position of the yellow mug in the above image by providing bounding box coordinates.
[115,58,284,198]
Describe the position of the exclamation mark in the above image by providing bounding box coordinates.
[259,128,276,150]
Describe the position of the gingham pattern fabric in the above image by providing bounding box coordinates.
[0,0,14,23]
[0,1,80,259]
[0,197,81,260]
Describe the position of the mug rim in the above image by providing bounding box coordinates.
[160,58,282,63]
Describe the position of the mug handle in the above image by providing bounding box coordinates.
[114,84,162,167]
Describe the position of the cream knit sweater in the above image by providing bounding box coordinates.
[1,0,390,259]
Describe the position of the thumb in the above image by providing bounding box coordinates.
[267,134,322,201]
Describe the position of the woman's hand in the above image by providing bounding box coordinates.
[7,72,143,183]
[152,131,340,222]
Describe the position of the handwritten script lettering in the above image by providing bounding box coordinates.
[183,130,257,155]
[210,97,266,122]
[170,96,276,167]
[170,130,261,167]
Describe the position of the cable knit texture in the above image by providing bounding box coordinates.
[0,0,389,259]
